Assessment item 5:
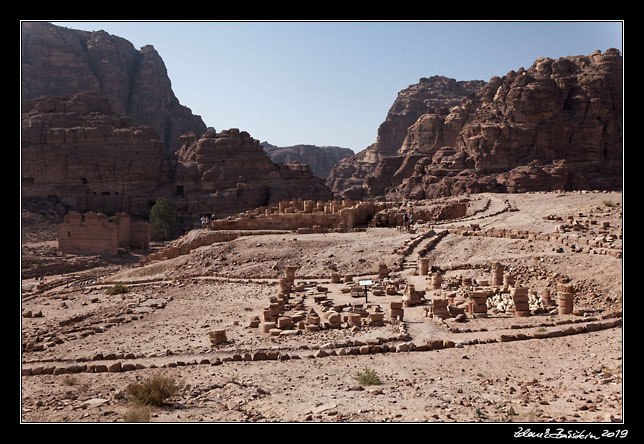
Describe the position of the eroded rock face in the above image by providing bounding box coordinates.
[21,92,170,216]
[327,76,484,199]
[21,22,206,152]
[22,94,333,222]
[173,129,334,218]
[328,50,622,200]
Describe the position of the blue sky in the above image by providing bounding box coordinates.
[50,21,623,153]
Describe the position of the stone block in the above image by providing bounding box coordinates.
[277,316,293,329]
[209,330,227,345]
[262,322,277,333]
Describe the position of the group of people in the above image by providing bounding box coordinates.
[400,211,414,232]
[200,214,217,228]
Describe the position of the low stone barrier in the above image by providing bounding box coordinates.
[21,311,622,377]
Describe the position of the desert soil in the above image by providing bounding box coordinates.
[20,191,624,423]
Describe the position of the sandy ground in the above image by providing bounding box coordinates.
[20,191,624,425]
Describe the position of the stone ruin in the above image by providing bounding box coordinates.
[58,211,149,256]
[413,260,576,321]
[208,198,390,232]
[244,265,408,339]
[204,196,474,233]
[369,198,469,228]
[233,256,581,349]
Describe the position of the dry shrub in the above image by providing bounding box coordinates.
[126,375,181,406]
[123,405,151,422]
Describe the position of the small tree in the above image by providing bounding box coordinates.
[149,197,178,241]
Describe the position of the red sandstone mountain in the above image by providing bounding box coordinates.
[21,93,332,223]
[21,92,170,216]
[21,22,207,152]
[261,142,354,179]
[173,130,333,217]
[327,50,622,200]
[21,23,334,225]
[327,76,485,199]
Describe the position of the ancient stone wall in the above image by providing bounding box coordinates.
[58,211,149,256]
[209,199,389,231]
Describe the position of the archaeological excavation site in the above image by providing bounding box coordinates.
[21,21,624,425]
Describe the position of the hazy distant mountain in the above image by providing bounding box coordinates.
[261,142,354,179]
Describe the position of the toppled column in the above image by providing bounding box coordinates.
[324,312,341,329]
[511,287,530,317]
[557,284,575,315]
[262,322,278,334]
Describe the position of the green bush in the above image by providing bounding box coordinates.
[354,367,382,386]
[149,197,178,241]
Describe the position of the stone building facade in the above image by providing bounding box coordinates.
[58,211,149,256]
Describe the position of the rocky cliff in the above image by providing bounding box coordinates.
[261,142,354,178]
[21,92,170,216]
[327,50,622,200]
[327,76,485,199]
[21,21,207,152]
[173,130,333,218]
[21,93,333,223]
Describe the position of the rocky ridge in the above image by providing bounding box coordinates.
[327,76,485,199]
[327,50,622,200]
